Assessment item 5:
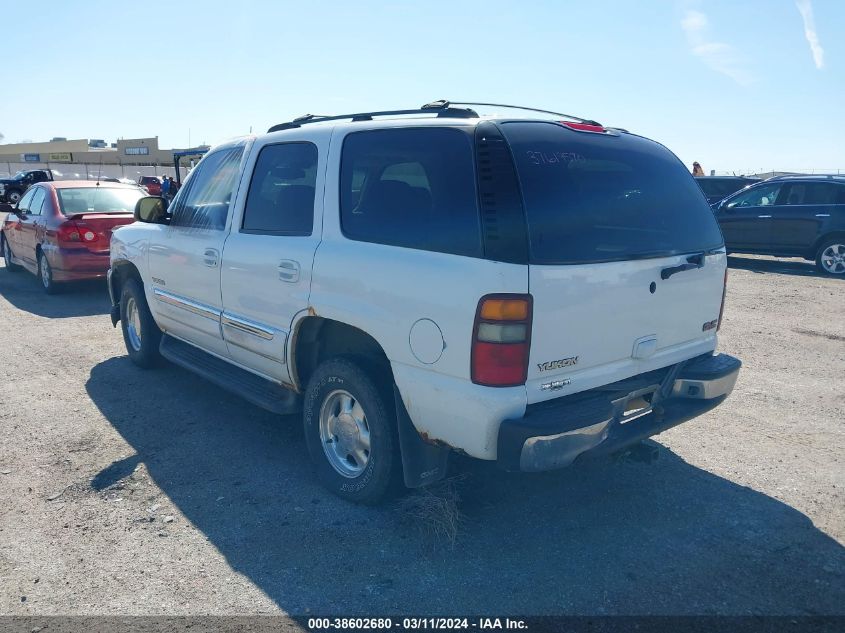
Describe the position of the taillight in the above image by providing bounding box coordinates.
[471,294,532,387]
[57,221,99,246]
[717,268,728,331]
[57,221,81,244]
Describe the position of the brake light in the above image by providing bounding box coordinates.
[560,121,606,133]
[471,294,532,387]
[717,268,728,331]
[56,221,100,246]
[57,221,81,244]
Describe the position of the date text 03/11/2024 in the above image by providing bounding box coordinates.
[307,617,528,630]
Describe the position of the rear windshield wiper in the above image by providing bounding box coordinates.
[661,252,705,280]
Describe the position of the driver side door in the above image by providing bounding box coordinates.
[146,144,246,357]
[718,182,783,252]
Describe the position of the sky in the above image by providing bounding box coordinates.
[0,0,842,174]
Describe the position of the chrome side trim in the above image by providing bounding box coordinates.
[153,288,220,322]
[221,313,275,341]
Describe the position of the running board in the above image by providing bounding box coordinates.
[159,334,301,415]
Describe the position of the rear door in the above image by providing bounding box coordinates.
[220,136,326,384]
[5,188,35,255]
[769,182,839,254]
[18,187,46,267]
[499,121,727,404]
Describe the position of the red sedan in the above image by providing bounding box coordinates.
[1,181,145,293]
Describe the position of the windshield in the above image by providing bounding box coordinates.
[57,187,145,215]
[501,121,724,264]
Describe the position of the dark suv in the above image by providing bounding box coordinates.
[695,176,759,204]
[713,175,845,275]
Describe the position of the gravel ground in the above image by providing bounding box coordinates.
[0,254,842,616]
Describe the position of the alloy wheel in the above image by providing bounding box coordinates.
[821,243,845,275]
[319,389,371,477]
[125,296,143,352]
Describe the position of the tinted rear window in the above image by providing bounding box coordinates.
[501,122,724,264]
[340,127,482,257]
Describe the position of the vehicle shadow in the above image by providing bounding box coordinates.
[0,260,110,318]
[727,255,836,279]
[85,357,845,615]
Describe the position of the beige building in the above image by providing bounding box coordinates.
[0,137,208,181]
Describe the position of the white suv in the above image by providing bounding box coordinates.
[107,101,741,503]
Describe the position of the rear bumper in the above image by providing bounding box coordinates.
[497,353,741,471]
[47,246,110,281]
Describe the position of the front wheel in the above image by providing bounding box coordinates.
[303,357,402,504]
[816,239,845,276]
[37,252,58,294]
[120,278,162,368]
[2,236,22,272]
[5,190,22,205]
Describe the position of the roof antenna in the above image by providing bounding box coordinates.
[96,158,102,187]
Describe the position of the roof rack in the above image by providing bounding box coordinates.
[267,100,479,133]
[764,173,845,181]
[447,101,601,126]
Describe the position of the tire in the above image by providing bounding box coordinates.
[5,189,22,204]
[303,357,402,504]
[2,236,22,272]
[815,238,845,276]
[119,278,162,368]
[37,251,58,294]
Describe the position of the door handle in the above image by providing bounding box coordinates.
[278,259,300,282]
[757,215,772,218]
[203,248,219,267]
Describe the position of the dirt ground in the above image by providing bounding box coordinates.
[0,254,842,616]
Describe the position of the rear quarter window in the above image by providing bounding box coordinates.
[501,122,724,264]
[340,127,482,257]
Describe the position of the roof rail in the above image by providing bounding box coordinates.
[764,173,845,181]
[267,100,479,133]
[447,101,601,126]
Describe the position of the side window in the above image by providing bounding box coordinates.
[340,128,481,257]
[803,183,839,205]
[241,143,318,235]
[170,147,244,230]
[17,188,36,212]
[29,188,46,215]
[726,183,782,208]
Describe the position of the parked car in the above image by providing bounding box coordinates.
[713,175,845,275]
[0,169,55,204]
[137,176,161,196]
[107,101,741,503]
[1,181,145,293]
[695,176,759,205]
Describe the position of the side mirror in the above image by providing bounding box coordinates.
[134,196,170,224]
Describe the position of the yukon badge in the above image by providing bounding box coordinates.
[537,356,578,372]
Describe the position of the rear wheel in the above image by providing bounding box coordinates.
[37,252,58,294]
[303,357,401,504]
[120,278,162,368]
[2,236,22,272]
[816,239,845,276]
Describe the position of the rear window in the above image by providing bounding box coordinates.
[57,187,145,215]
[340,127,482,257]
[501,122,724,264]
